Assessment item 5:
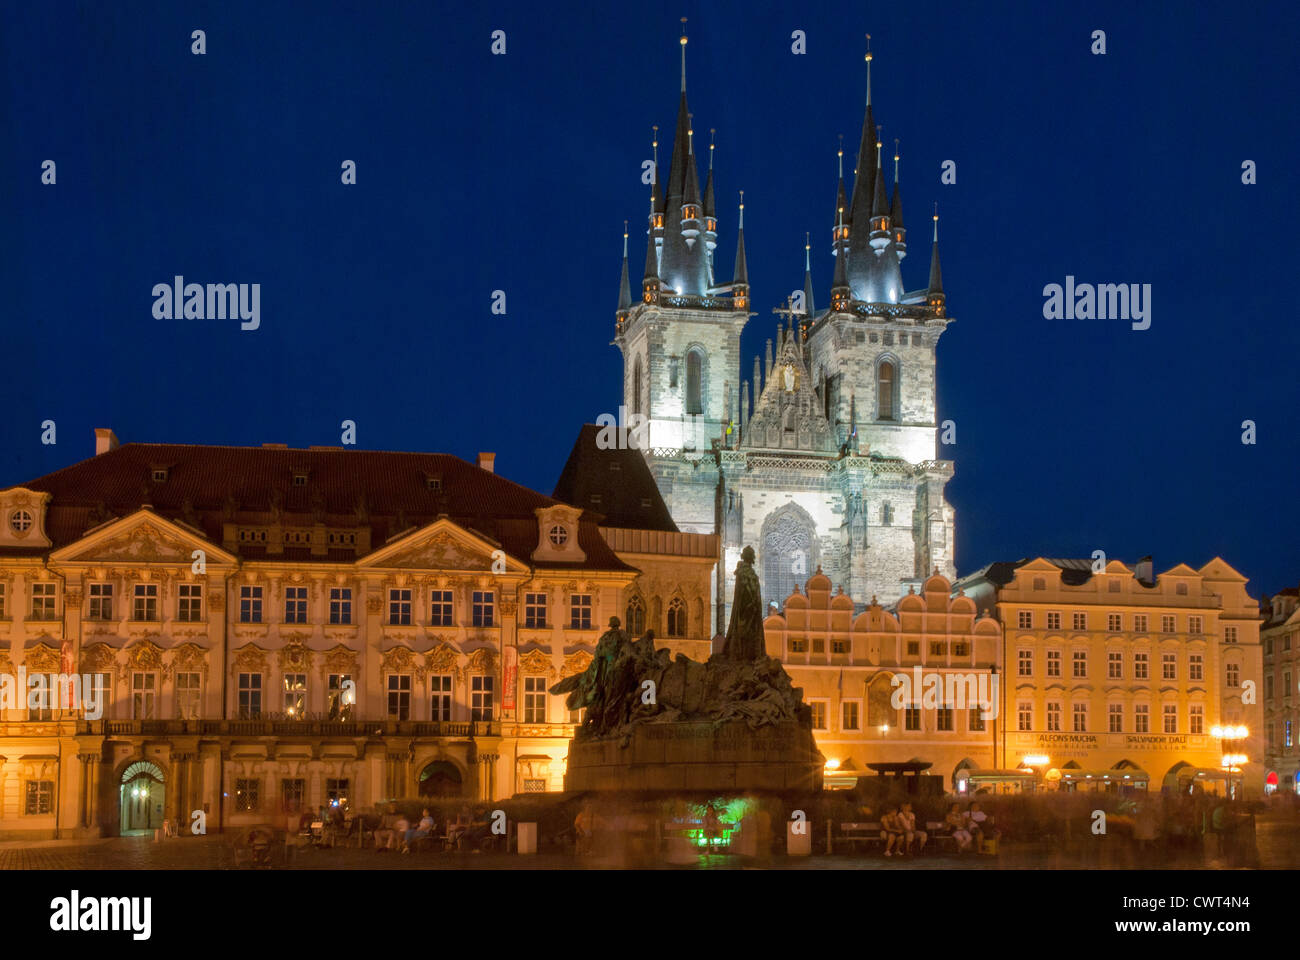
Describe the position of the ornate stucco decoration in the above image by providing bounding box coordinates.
[461,647,498,681]
[517,648,557,678]
[126,640,164,672]
[277,641,313,673]
[560,649,593,678]
[25,643,61,672]
[231,644,269,675]
[382,645,425,681]
[323,644,359,675]
[425,641,460,677]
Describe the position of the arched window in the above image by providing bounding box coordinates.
[685,350,703,415]
[877,360,896,421]
[666,597,686,637]
[632,356,643,416]
[882,503,893,526]
[626,596,646,636]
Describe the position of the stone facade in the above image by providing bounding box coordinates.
[1261,587,1300,791]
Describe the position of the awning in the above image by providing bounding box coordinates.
[1059,769,1150,782]
[964,769,1041,782]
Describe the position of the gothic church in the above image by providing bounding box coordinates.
[612,32,956,631]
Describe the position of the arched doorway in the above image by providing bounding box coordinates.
[120,761,165,835]
[418,760,463,798]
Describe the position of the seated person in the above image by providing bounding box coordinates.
[373,804,406,851]
[944,802,974,853]
[967,802,999,850]
[402,808,438,852]
[880,806,905,857]
[447,806,473,847]
[897,802,928,854]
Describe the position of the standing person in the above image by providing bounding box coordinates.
[897,802,928,855]
[702,803,722,848]
[573,804,593,856]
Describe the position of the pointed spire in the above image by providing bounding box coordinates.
[802,232,815,316]
[651,125,663,216]
[848,35,877,230]
[680,17,688,92]
[704,129,717,219]
[684,120,702,207]
[617,222,632,314]
[890,138,905,228]
[732,190,749,290]
[870,130,890,220]
[643,216,659,282]
[753,355,762,397]
[765,338,774,377]
[927,204,945,306]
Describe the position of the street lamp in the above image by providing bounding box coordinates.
[1212,725,1249,799]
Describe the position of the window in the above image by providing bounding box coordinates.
[131,672,156,720]
[906,639,919,656]
[1161,615,1176,634]
[1189,704,1203,735]
[389,588,412,625]
[1266,675,1275,700]
[1134,703,1149,733]
[1187,654,1202,682]
[1073,612,1087,630]
[1107,613,1122,632]
[327,674,354,720]
[240,586,263,623]
[28,675,52,720]
[1133,614,1148,633]
[685,350,703,415]
[238,673,262,719]
[177,583,202,622]
[284,586,308,623]
[329,588,352,625]
[618,595,639,632]
[969,706,986,732]
[1288,720,1295,749]
[1046,612,1061,630]
[1017,702,1032,732]
[1224,625,1238,643]
[1072,650,1087,678]
[326,779,349,809]
[881,503,893,526]
[876,359,896,421]
[1046,702,1062,732]
[132,583,158,621]
[1189,615,1203,634]
[1108,703,1123,732]
[1108,651,1122,679]
[1286,670,1293,696]
[813,638,825,654]
[524,676,548,723]
[282,778,305,812]
[936,706,954,731]
[235,779,259,813]
[548,525,568,547]
[632,357,643,416]
[666,598,686,637]
[905,705,921,731]
[833,638,849,655]
[1072,703,1088,732]
[471,675,495,722]
[429,590,453,626]
[1018,611,1032,629]
[1163,704,1177,734]
[1134,652,1149,680]
[175,672,201,719]
[569,594,591,630]
[525,593,548,629]
[89,673,111,718]
[842,701,860,731]
[0,582,6,618]
[472,591,494,628]
[387,674,411,720]
[1161,653,1176,680]
[88,583,114,620]
[10,509,33,533]
[25,781,53,815]
[1033,578,1046,591]
[1266,638,1274,655]
[809,701,828,730]
[283,673,306,718]
[790,638,807,654]
[31,582,56,619]
[1226,663,1240,688]
[1046,650,1061,677]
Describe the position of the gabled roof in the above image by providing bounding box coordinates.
[551,426,678,532]
[4,442,630,571]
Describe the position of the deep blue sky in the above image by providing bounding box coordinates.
[3,1,1297,596]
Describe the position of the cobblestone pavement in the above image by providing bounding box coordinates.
[3,812,1297,870]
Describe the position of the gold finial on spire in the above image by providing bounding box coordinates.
[865,33,873,105]
[933,201,939,241]
[680,17,688,91]
[894,138,900,181]
[709,127,716,170]
[738,189,745,228]
[837,134,844,178]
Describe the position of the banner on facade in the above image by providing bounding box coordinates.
[502,646,517,714]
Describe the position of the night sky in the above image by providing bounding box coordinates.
[4,1,1297,595]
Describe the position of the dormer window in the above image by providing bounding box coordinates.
[291,470,308,486]
[426,475,443,492]
[548,525,568,547]
[9,510,33,534]
[151,468,169,483]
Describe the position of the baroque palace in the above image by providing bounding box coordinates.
[0,430,713,839]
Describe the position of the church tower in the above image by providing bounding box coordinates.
[612,30,956,631]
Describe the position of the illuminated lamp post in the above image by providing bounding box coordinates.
[1212,725,1249,799]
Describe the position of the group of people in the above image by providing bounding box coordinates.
[370,804,485,853]
[870,800,998,856]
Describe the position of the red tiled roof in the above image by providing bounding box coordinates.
[4,443,633,572]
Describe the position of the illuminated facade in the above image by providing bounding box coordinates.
[1260,586,1300,792]
[762,569,1001,788]
[612,34,956,630]
[956,557,1263,796]
[0,433,714,839]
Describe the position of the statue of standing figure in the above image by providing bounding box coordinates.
[722,546,767,661]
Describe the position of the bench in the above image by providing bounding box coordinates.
[832,821,882,855]
[927,821,958,854]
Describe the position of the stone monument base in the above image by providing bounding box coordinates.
[564,719,823,794]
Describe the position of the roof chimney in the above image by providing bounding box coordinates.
[477,452,496,474]
[94,428,119,456]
